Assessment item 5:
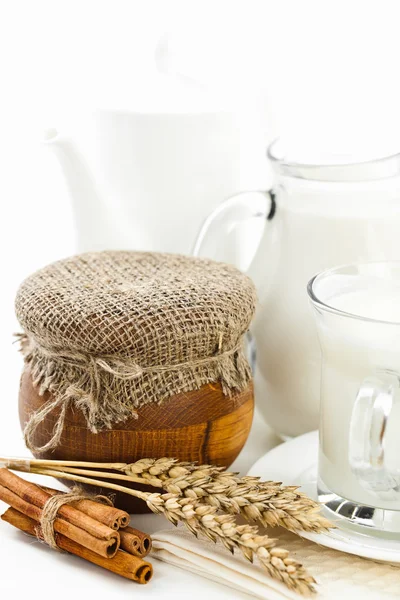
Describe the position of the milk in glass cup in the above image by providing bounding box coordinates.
[308,262,400,536]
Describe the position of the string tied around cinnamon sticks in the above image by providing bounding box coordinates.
[40,487,114,550]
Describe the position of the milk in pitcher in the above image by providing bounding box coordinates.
[252,183,400,438]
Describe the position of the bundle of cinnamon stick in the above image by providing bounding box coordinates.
[0,468,153,584]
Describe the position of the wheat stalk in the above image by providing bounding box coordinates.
[10,456,331,533]
[0,456,331,595]
[119,458,331,533]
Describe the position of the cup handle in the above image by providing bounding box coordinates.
[349,372,400,494]
[192,190,276,268]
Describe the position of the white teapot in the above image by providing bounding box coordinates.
[44,78,270,255]
[194,138,400,438]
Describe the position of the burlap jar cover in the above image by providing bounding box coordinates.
[15,251,257,453]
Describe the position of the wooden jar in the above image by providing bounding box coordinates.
[19,372,253,512]
[16,251,257,512]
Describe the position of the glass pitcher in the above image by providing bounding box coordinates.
[193,139,400,438]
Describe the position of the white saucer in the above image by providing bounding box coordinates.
[248,430,400,564]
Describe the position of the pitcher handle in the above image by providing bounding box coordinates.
[193,190,276,373]
[349,371,400,495]
[192,190,276,265]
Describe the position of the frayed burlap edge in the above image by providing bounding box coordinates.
[19,333,252,454]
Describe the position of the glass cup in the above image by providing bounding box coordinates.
[308,262,400,536]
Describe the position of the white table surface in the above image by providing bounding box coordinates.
[0,178,282,597]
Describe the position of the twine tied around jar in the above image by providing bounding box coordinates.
[20,334,248,453]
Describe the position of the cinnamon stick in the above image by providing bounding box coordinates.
[0,469,118,543]
[39,487,152,557]
[120,526,152,557]
[2,508,153,584]
[41,486,130,530]
[0,483,119,558]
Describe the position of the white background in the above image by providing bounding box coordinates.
[1,1,400,597]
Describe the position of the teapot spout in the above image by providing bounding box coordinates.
[43,129,106,251]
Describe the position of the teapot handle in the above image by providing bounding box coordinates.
[192,190,276,270]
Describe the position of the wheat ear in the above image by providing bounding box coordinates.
[120,458,331,533]
[144,491,316,596]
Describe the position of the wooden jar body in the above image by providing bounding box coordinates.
[19,370,254,513]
